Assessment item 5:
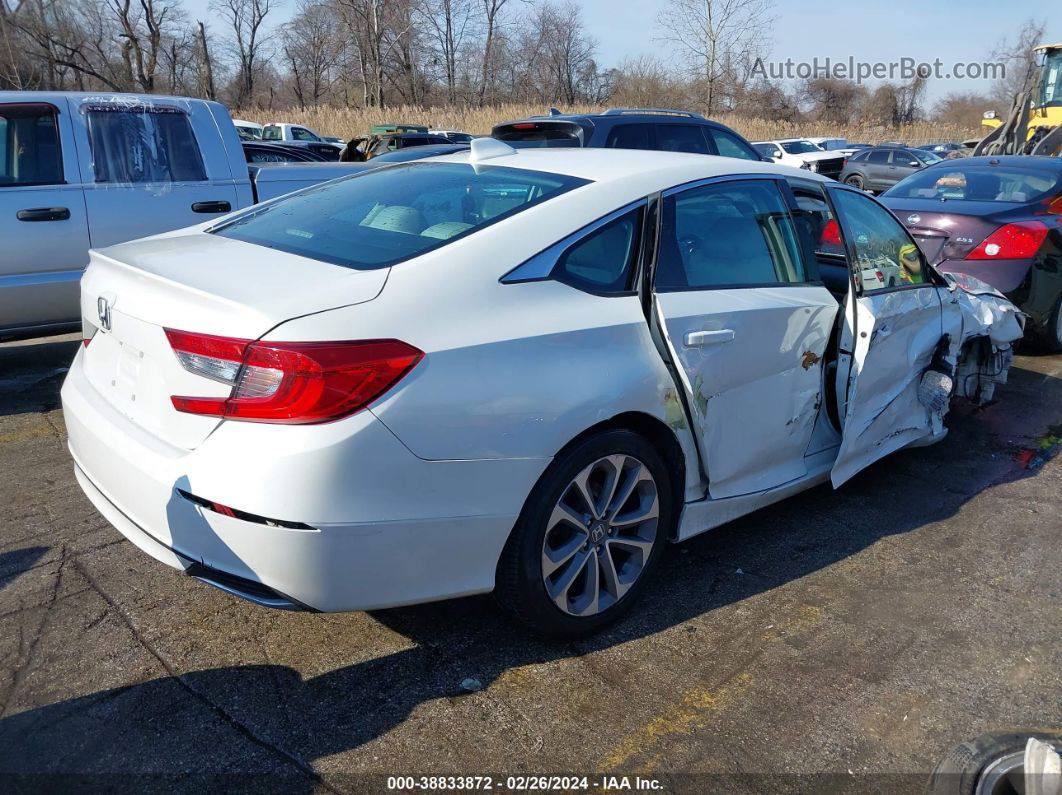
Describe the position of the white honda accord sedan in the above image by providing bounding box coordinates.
[62,139,1023,636]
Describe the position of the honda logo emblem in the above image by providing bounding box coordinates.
[97,296,111,331]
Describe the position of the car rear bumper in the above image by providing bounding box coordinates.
[936,258,1033,296]
[62,348,548,612]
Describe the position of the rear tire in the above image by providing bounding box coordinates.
[495,429,673,638]
[1031,295,1062,353]
[845,174,864,190]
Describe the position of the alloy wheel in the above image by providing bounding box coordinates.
[540,454,660,617]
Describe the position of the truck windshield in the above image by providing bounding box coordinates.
[211,162,589,269]
[781,140,823,154]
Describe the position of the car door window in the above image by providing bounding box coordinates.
[605,124,654,150]
[867,150,890,165]
[83,105,207,183]
[0,104,63,186]
[553,208,642,294]
[292,127,318,141]
[655,124,711,155]
[657,179,806,289]
[832,188,929,291]
[891,150,919,168]
[707,128,760,160]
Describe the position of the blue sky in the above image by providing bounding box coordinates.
[182,0,1060,104]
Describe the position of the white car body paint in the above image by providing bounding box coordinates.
[753,138,845,170]
[61,148,1024,614]
[653,286,838,498]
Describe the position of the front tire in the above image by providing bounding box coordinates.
[495,429,672,638]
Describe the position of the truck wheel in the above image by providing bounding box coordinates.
[495,429,672,638]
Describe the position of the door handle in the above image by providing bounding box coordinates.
[17,207,70,222]
[191,200,232,213]
[685,329,735,347]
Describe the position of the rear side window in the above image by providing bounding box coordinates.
[606,124,654,150]
[84,105,207,183]
[707,128,760,161]
[554,209,643,293]
[655,124,711,155]
[867,150,890,164]
[848,150,869,162]
[0,104,63,186]
[494,122,581,148]
[212,162,589,269]
[657,180,806,289]
[291,127,318,141]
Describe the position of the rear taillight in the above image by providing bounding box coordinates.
[164,329,423,424]
[820,218,842,246]
[82,319,97,348]
[966,221,1049,260]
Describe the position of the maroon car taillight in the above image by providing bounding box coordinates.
[966,221,1049,260]
[164,328,423,424]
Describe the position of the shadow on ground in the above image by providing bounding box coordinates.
[0,337,80,417]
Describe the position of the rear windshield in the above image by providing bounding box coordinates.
[211,162,589,269]
[886,165,1062,203]
[494,123,581,148]
[262,126,282,141]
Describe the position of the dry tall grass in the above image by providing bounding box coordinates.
[237,103,983,145]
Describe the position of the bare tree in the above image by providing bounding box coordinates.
[799,77,866,124]
[656,0,774,115]
[283,0,342,108]
[108,0,185,93]
[534,1,595,105]
[989,18,1048,107]
[477,0,509,105]
[212,0,275,106]
[417,0,473,105]
[335,0,413,107]
[196,20,216,99]
[933,91,994,127]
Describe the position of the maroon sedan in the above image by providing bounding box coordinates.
[881,156,1062,350]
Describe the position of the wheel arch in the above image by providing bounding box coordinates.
[520,411,689,542]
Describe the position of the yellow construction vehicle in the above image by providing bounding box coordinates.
[977,43,1062,156]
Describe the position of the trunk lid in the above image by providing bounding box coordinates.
[79,232,388,450]
[880,198,1014,263]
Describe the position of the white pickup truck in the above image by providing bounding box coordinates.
[1,92,364,337]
